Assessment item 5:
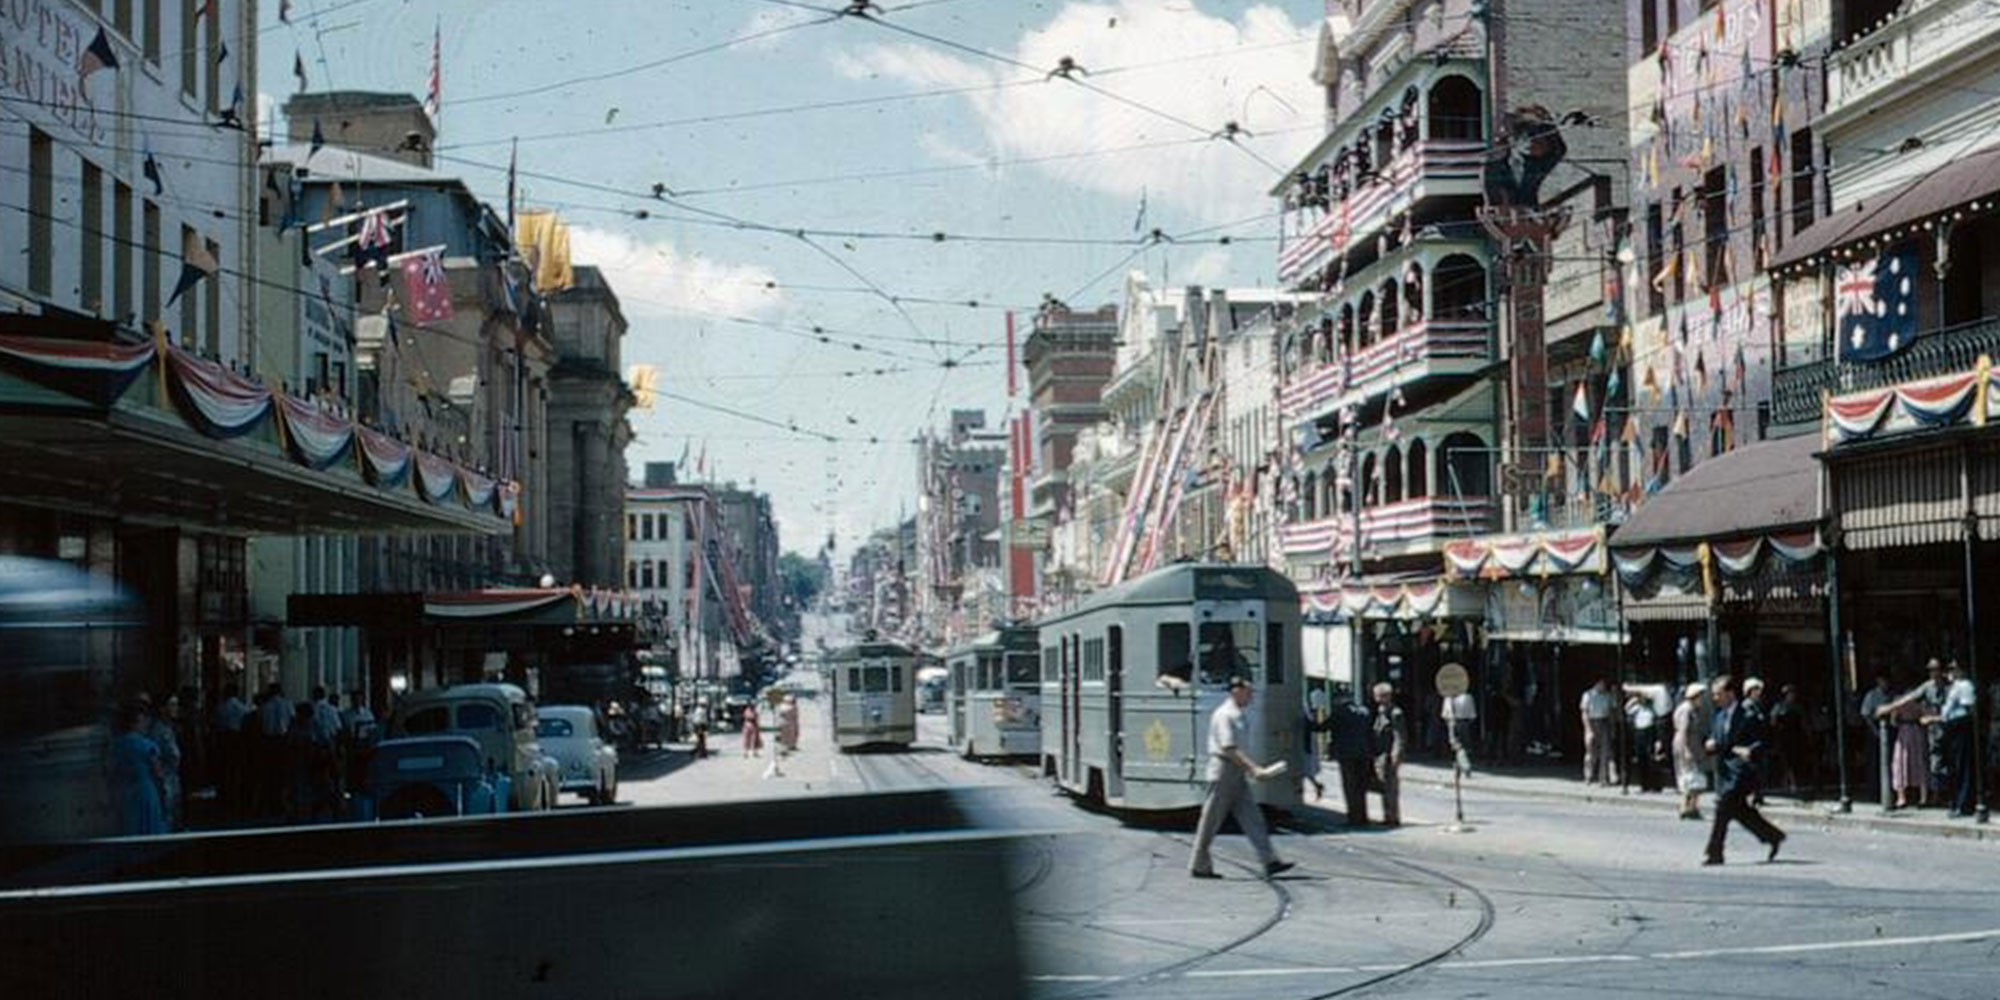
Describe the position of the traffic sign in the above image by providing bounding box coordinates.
[1435,662,1469,698]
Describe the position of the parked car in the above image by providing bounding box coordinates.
[536,705,619,804]
[351,736,511,821]
[387,684,559,812]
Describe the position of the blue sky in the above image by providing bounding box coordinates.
[261,0,1327,554]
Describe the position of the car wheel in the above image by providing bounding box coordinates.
[601,775,617,805]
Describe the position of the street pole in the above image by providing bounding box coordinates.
[1825,536,1852,812]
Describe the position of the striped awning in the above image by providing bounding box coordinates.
[1832,440,2000,550]
[1620,589,1710,622]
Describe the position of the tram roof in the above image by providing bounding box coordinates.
[828,640,918,661]
[945,625,1040,657]
[1041,563,1299,625]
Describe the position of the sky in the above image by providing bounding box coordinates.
[259,0,1330,557]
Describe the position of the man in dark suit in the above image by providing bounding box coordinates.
[1704,674,1787,865]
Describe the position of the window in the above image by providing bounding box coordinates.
[1107,626,1122,684]
[142,201,161,323]
[1790,128,1816,233]
[144,0,160,63]
[204,0,220,113]
[640,562,654,589]
[978,657,994,691]
[1266,623,1286,684]
[1198,621,1261,686]
[1749,147,1766,268]
[1669,217,1686,304]
[641,514,655,540]
[626,514,636,540]
[178,226,197,347]
[847,667,861,692]
[1644,203,1665,316]
[180,0,197,97]
[626,562,636,588]
[1157,622,1192,684]
[1642,0,1659,52]
[204,236,222,354]
[113,181,132,322]
[535,718,575,739]
[81,161,103,314]
[28,129,50,296]
[1042,645,1058,681]
[1701,167,1727,290]
[861,667,890,693]
[891,666,903,693]
[1006,652,1038,686]
[401,706,450,734]
[114,0,132,37]
[1082,637,1105,682]
[1666,0,1679,35]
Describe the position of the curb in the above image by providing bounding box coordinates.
[1399,765,2000,844]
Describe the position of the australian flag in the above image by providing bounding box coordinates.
[1836,242,1919,362]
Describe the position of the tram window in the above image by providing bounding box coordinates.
[1042,646,1058,681]
[1266,622,1286,684]
[1082,638,1105,681]
[1157,622,1192,685]
[1198,622,1261,686]
[863,667,890,693]
[847,667,861,692]
[952,664,966,694]
[1005,653,1038,686]
[891,666,903,693]
[1107,626,1123,682]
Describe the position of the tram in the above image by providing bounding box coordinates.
[944,626,1042,760]
[827,635,919,750]
[1037,563,1302,812]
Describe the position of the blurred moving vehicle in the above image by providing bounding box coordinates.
[351,736,510,821]
[916,666,947,715]
[387,684,559,812]
[536,705,619,804]
[945,626,1041,760]
[0,556,144,843]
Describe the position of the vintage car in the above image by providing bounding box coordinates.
[387,683,560,812]
[535,705,619,804]
[352,736,511,821]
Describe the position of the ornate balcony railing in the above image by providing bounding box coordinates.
[1277,140,1487,286]
[1826,0,2000,120]
[1770,316,2000,427]
[1279,318,1492,421]
[1276,495,1497,561]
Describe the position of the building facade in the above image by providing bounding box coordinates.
[547,266,634,590]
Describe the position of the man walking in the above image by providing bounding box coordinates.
[1580,677,1616,785]
[1703,674,1786,865]
[1190,677,1293,880]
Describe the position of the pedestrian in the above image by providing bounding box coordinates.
[1370,681,1407,827]
[741,701,763,756]
[111,701,166,837]
[1579,677,1616,785]
[1769,684,1811,795]
[779,694,801,753]
[693,701,710,759]
[1324,688,1373,826]
[1294,709,1325,801]
[1672,682,1708,820]
[1932,661,1978,817]
[1189,676,1293,880]
[1876,669,1938,809]
[213,683,249,819]
[1624,690,1662,793]
[1858,674,1891,801]
[1440,686,1476,775]
[1703,674,1786,865]
[146,693,187,831]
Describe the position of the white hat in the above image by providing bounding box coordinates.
[1743,676,1765,692]
[1683,682,1705,700]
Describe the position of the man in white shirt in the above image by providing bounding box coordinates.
[1935,661,1978,817]
[1579,678,1616,784]
[258,683,293,737]
[1190,676,1293,880]
[310,686,343,745]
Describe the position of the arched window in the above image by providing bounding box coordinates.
[1404,263,1425,324]
[1428,76,1484,142]
[1374,114,1395,171]
[1302,471,1318,520]
[1407,438,1429,498]
[1398,86,1421,149]
[1384,444,1404,503]
[1438,432,1491,496]
[1379,278,1400,336]
[1338,303,1356,355]
[1319,316,1336,363]
[1433,254,1488,322]
[1357,291,1377,349]
[1360,452,1379,509]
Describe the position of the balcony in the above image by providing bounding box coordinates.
[1281,319,1491,421]
[1825,0,2000,123]
[1770,315,2000,428]
[1278,139,1488,287]
[1276,495,1497,562]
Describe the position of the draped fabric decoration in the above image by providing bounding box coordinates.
[425,588,573,620]
[355,425,412,488]
[414,451,459,504]
[459,468,498,509]
[1297,578,1465,621]
[1614,531,1819,590]
[0,334,157,406]
[498,481,521,520]
[1825,360,1994,444]
[1441,528,1605,580]
[272,393,355,469]
[163,343,272,438]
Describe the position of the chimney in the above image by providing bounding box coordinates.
[282,91,436,169]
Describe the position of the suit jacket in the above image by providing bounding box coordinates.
[1710,702,1769,796]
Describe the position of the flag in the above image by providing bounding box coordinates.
[1650,252,1678,292]
[1588,328,1606,366]
[627,364,658,410]
[1571,382,1591,422]
[142,147,164,195]
[398,248,453,324]
[215,41,228,66]
[1835,242,1919,360]
[515,211,573,293]
[78,27,119,83]
[352,208,395,273]
[423,19,441,122]
[505,138,518,237]
[166,232,218,308]
[1606,367,1623,399]
[696,443,707,476]
[309,118,325,160]
[293,51,308,91]
[1733,343,1748,390]
[678,439,691,470]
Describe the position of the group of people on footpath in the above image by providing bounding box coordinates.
[112,681,377,836]
[736,695,802,758]
[1862,658,1981,816]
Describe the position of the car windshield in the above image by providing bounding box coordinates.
[535,718,575,739]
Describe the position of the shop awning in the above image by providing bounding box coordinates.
[1611,433,1821,549]
[1771,145,2000,271]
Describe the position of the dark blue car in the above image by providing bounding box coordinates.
[352,735,511,821]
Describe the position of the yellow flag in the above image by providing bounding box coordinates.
[626,363,658,410]
[538,219,573,293]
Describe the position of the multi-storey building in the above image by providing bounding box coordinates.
[626,474,741,681]
[547,266,634,590]
[1022,302,1118,518]
[914,409,1007,647]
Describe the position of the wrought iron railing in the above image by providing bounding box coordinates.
[1770,315,2000,427]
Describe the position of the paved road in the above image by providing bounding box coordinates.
[623,684,2000,999]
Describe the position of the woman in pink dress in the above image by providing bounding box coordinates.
[1887,697,1929,809]
[741,702,763,756]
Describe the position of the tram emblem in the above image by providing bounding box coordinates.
[1143,720,1171,761]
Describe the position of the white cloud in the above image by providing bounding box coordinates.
[569,226,784,320]
[831,1,1323,225]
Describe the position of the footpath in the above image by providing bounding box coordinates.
[1398,759,2000,842]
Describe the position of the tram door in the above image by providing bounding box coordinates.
[1106,625,1123,797]
[1065,633,1081,787]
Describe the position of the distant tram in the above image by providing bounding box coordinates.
[1037,564,1302,812]
[828,637,918,750]
[944,626,1042,760]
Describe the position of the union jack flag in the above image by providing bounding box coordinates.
[399,249,454,325]
[1836,243,1917,362]
[353,210,396,273]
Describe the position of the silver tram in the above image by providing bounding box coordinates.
[1037,563,1302,812]
[827,637,918,750]
[944,626,1042,760]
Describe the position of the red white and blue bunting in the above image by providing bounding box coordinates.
[0,333,156,405]
[425,588,573,620]
[356,425,412,488]
[1298,578,1468,621]
[1442,528,1606,580]
[459,468,498,509]
[163,342,272,438]
[1614,531,1819,593]
[1826,359,1995,445]
[273,393,354,469]
[414,450,460,505]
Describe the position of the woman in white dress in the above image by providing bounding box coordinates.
[1671,682,1709,819]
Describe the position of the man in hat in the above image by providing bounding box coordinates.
[1190,676,1294,880]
